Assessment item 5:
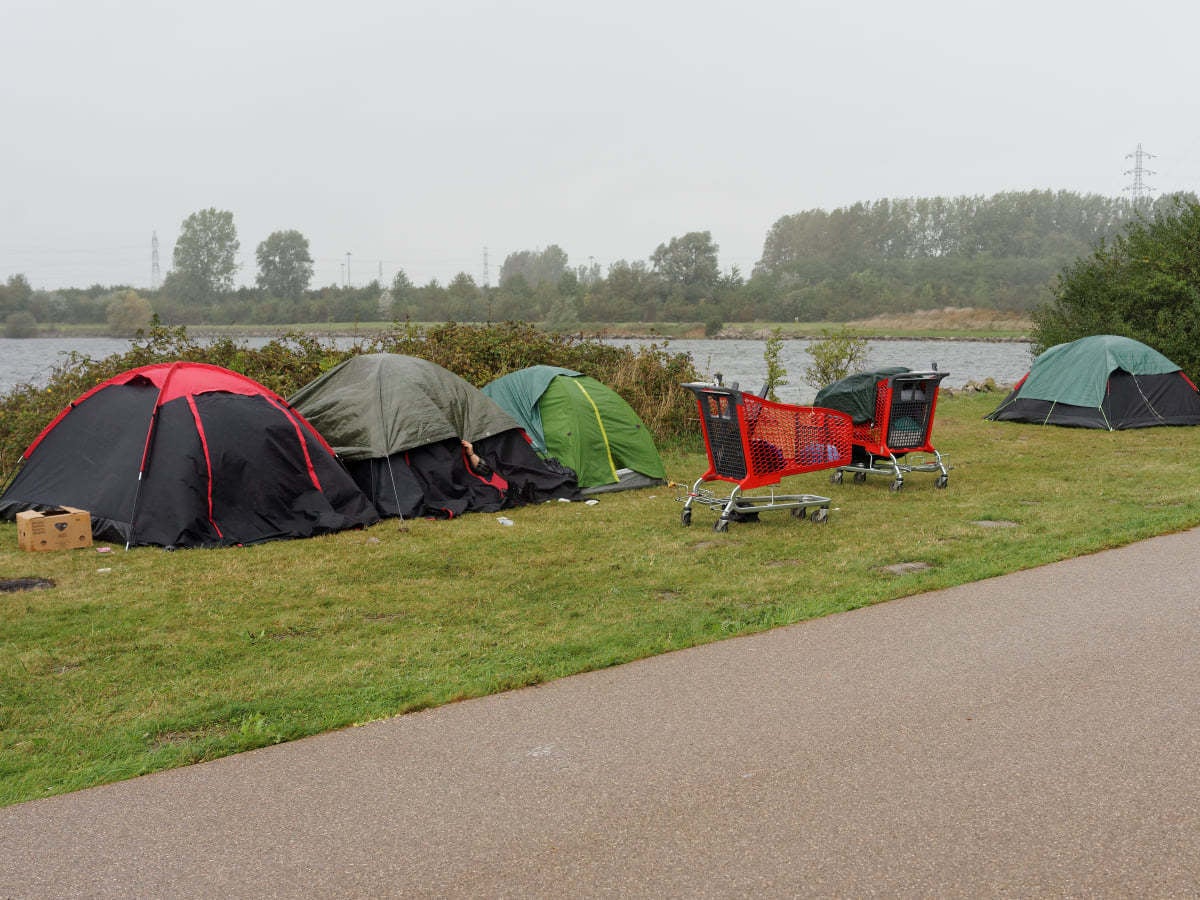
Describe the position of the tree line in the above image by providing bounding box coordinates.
[1033,194,1200,381]
[3,191,1195,337]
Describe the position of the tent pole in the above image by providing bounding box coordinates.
[124,472,145,552]
[385,455,406,529]
[0,456,23,496]
[377,376,405,529]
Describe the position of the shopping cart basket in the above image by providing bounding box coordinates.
[679,382,853,531]
[824,370,950,491]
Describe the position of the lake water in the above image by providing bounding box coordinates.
[0,335,1034,403]
[0,336,281,395]
[0,337,138,394]
[603,337,1033,404]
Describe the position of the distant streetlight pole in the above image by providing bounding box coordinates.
[345,251,353,288]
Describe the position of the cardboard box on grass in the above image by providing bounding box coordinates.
[16,507,93,552]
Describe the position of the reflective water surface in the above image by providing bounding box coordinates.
[0,335,1034,404]
[605,337,1032,404]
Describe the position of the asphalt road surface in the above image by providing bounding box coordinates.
[3,529,1198,898]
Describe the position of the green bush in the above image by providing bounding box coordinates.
[763,327,788,401]
[4,311,37,339]
[803,327,869,389]
[1033,197,1200,379]
[104,290,154,337]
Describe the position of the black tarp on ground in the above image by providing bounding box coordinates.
[472,429,580,505]
[345,431,579,519]
[349,437,506,520]
[0,362,379,547]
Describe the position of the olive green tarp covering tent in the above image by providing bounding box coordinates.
[813,366,910,423]
[985,335,1200,429]
[483,365,666,492]
[290,353,519,460]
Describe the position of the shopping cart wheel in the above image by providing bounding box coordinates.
[889,479,904,492]
[681,507,692,527]
[810,507,828,524]
[790,506,809,519]
[935,474,949,489]
[853,472,867,483]
[830,471,843,485]
[714,518,730,533]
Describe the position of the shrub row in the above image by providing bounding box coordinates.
[0,322,700,478]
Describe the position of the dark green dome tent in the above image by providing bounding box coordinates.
[483,365,665,493]
[290,354,579,519]
[985,335,1200,429]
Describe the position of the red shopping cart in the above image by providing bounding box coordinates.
[679,382,853,531]
[819,369,950,491]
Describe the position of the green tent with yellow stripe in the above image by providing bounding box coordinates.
[483,366,665,493]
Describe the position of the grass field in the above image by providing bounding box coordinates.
[3,391,1198,806]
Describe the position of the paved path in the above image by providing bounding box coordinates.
[3,530,1199,898]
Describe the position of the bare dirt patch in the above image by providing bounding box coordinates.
[0,578,55,593]
[879,562,933,576]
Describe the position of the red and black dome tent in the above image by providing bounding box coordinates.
[0,362,378,548]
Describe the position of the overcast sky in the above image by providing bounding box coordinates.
[3,0,1198,292]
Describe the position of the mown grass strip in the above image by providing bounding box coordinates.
[2,392,1198,806]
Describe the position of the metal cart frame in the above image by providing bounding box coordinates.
[679,383,853,531]
[829,370,950,492]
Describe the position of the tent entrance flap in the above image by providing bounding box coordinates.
[185,393,223,540]
[127,364,181,549]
